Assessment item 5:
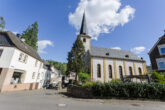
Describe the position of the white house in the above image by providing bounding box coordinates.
[0,31,44,93]
[40,60,62,88]
[77,13,147,83]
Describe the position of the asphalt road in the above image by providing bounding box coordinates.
[0,89,164,110]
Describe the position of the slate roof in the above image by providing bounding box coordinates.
[80,12,88,35]
[90,46,145,62]
[148,34,165,54]
[0,31,42,61]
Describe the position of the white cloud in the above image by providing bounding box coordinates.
[111,46,121,50]
[131,46,146,54]
[37,40,53,54]
[69,0,135,40]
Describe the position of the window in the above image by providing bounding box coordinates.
[19,53,23,61]
[35,60,38,67]
[109,65,112,78]
[129,67,133,76]
[138,67,142,75]
[161,48,165,54]
[119,66,123,79]
[37,73,40,79]
[23,55,28,63]
[158,62,165,69]
[106,53,109,56]
[39,62,42,69]
[0,68,2,76]
[97,64,101,78]
[19,53,28,63]
[83,38,86,43]
[10,70,24,84]
[32,72,36,79]
[0,49,3,57]
[125,55,129,58]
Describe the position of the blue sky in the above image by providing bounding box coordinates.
[0,0,165,65]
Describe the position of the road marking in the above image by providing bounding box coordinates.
[57,104,66,107]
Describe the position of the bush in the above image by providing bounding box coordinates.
[82,82,94,88]
[110,79,122,83]
[78,72,90,84]
[91,82,165,99]
[152,72,165,84]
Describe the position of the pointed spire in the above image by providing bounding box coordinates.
[80,11,88,35]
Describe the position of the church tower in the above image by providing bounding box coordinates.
[78,12,91,52]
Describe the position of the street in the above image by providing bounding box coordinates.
[0,90,164,110]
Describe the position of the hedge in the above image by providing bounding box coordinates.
[86,82,165,99]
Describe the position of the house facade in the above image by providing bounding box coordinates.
[78,13,147,82]
[0,31,43,92]
[41,60,62,87]
[149,34,165,72]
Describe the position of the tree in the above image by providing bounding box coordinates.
[47,60,67,75]
[21,22,38,51]
[66,36,86,81]
[0,16,5,31]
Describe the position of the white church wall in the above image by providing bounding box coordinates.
[92,57,104,82]
[105,59,114,82]
[125,61,134,75]
[135,62,144,75]
[116,60,125,79]
[92,56,145,83]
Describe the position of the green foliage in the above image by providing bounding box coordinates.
[82,82,94,88]
[151,72,165,84]
[67,37,86,80]
[79,72,90,83]
[91,82,165,99]
[110,79,121,83]
[21,22,38,51]
[47,60,67,75]
[0,16,5,31]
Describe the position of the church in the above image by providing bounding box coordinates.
[77,13,147,82]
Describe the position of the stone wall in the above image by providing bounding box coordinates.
[67,85,92,98]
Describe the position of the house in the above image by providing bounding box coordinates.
[42,60,62,87]
[77,13,147,82]
[148,33,165,72]
[0,31,44,93]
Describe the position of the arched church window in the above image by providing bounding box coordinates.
[129,67,133,76]
[97,64,101,78]
[119,66,123,79]
[109,65,112,78]
[138,67,142,75]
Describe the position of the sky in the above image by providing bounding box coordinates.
[0,0,165,65]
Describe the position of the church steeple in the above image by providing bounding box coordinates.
[80,12,88,35]
[78,12,91,52]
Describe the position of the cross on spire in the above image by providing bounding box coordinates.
[80,11,88,35]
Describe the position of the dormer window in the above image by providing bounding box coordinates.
[83,38,86,43]
[125,55,129,58]
[106,53,109,56]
